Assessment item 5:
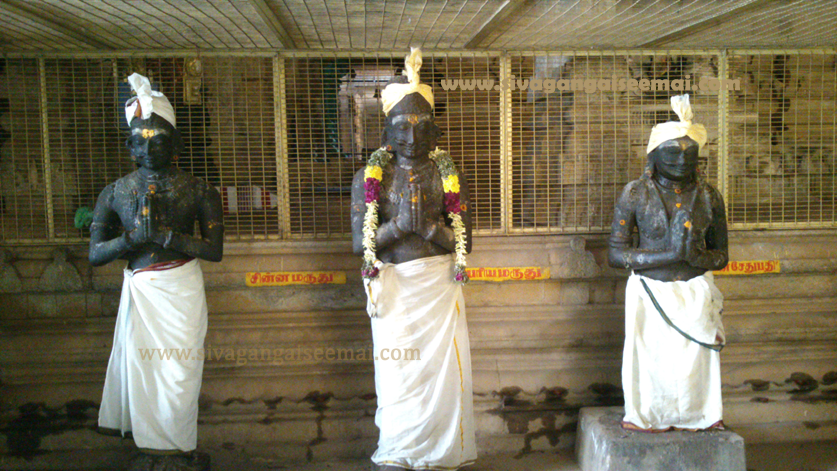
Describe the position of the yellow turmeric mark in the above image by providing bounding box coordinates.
[453,335,465,451]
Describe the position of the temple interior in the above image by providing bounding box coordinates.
[0,1,835,470]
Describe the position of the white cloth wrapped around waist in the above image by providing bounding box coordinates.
[98,259,208,452]
[364,254,477,470]
[622,271,725,430]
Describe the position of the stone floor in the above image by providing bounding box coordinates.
[1,441,836,471]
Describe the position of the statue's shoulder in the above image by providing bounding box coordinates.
[621,177,649,195]
[111,171,141,194]
[94,181,117,207]
[699,179,725,206]
[351,165,373,191]
[352,165,366,182]
[626,178,647,190]
[173,168,219,197]
[615,178,650,210]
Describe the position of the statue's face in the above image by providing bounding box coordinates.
[386,113,437,161]
[126,125,175,171]
[652,136,699,181]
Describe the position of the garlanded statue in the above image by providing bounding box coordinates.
[350,48,476,470]
[608,94,729,432]
[89,73,223,470]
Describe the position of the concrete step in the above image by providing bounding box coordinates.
[576,407,746,471]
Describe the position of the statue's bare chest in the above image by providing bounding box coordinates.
[112,174,201,231]
[378,165,445,221]
[635,185,709,243]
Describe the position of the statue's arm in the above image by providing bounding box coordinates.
[161,184,224,262]
[607,182,680,270]
[89,184,133,267]
[350,169,403,255]
[686,187,729,271]
[350,170,367,255]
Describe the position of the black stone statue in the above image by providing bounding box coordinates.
[89,76,222,471]
[608,95,730,432]
[349,49,477,470]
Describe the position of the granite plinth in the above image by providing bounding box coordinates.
[575,407,746,471]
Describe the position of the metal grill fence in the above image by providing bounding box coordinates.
[725,51,837,228]
[508,51,721,232]
[0,49,834,244]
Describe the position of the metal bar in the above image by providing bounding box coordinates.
[10,49,837,60]
[0,0,116,49]
[279,49,729,58]
[37,57,54,241]
[224,233,282,241]
[0,238,89,245]
[0,50,282,59]
[730,221,837,230]
[473,229,508,236]
[639,0,781,48]
[281,233,347,241]
[499,53,512,235]
[503,49,726,57]
[507,226,611,235]
[248,0,296,48]
[274,54,291,238]
[465,0,533,49]
[278,50,503,58]
[717,50,729,212]
[729,48,836,56]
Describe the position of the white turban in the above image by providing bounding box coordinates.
[646,94,706,154]
[124,73,176,128]
[381,48,434,116]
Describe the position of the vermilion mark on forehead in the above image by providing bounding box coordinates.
[391,113,432,124]
[132,127,169,137]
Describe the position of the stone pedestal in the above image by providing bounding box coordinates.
[575,407,746,471]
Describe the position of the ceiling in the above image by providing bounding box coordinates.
[0,0,834,52]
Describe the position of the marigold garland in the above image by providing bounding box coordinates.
[361,146,469,284]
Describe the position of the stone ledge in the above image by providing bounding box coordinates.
[575,407,746,471]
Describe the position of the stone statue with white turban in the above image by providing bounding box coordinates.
[608,94,729,432]
[89,73,223,470]
[350,48,476,470]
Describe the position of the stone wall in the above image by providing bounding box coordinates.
[0,231,835,462]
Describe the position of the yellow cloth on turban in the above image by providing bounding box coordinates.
[381,48,434,116]
[646,94,707,154]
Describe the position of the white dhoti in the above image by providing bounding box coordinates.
[622,271,725,430]
[99,259,208,451]
[364,254,476,470]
